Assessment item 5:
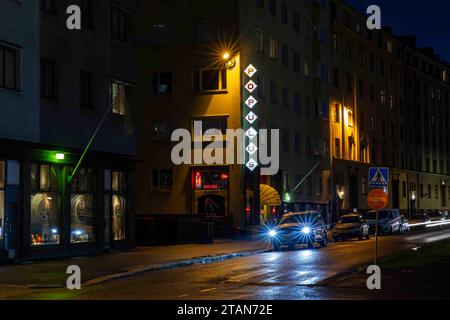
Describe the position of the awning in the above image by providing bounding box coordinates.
[260,184,282,206]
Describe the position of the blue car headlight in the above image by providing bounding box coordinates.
[301,227,311,235]
[268,230,278,238]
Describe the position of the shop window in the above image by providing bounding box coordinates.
[0,161,4,248]
[30,164,61,246]
[112,171,127,241]
[70,168,96,244]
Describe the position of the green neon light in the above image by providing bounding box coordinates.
[55,153,65,160]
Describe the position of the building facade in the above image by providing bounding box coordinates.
[1,0,137,262]
[134,0,333,241]
[330,0,450,217]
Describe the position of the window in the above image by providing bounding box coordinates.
[380,90,385,105]
[112,171,127,241]
[70,168,96,244]
[304,59,310,77]
[40,0,56,12]
[269,38,278,59]
[257,75,264,98]
[293,52,301,73]
[81,0,94,29]
[152,72,172,94]
[281,45,288,66]
[152,120,172,142]
[347,110,354,127]
[281,2,288,24]
[0,45,20,91]
[333,67,339,88]
[40,59,57,98]
[293,12,300,33]
[387,40,393,53]
[152,169,173,191]
[282,87,289,107]
[335,138,341,158]
[152,24,169,46]
[270,81,277,103]
[334,104,340,123]
[294,133,302,154]
[332,33,338,52]
[80,71,94,109]
[257,30,264,54]
[346,73,352,93]
[193,69,227,92]
[193,19,223,43]
[30,164,61,246]
[269,0,277,16]
[293,92,301,113]
[110,5,129,43]
[191,116,227,140]
[0,161,4,249]
[111,81,128,116]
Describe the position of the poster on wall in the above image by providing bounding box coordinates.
[30,193,60,246]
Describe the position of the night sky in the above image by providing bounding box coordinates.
[346,0,450,63]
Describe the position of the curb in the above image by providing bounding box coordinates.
[83,248,270,287]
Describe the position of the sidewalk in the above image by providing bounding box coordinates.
[0,239,270,288]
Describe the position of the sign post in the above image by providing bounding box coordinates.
[368,167,389,266]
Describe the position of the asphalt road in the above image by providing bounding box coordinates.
[4,228,450,300]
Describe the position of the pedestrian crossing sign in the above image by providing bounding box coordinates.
[369,167,389,187]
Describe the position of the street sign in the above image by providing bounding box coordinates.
[367,189,388,210]
[369,167,389,188]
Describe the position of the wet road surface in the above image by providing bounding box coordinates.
[3,228,450,300]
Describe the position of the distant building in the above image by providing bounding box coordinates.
[330,0,450,216]
[1,0,137,262]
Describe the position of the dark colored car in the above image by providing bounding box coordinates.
[332,214,370,241]
[268,211,328,251]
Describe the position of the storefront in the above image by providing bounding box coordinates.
[191,166,231,236]
[0,140,135,262]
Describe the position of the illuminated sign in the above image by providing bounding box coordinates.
[244,80,257,93]
[243,64,259,172]
[245,96,258,109]
[244,64,258,78]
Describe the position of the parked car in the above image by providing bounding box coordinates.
[399,215,411,233]
[268,211,328,251]
[332,214,370,241]
[366,209,401,235]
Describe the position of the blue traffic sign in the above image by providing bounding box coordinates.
[369,167,389,187]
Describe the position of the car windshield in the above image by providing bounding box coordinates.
[367,211,389,220]
[338,216,360,224]
[280,213,319,224]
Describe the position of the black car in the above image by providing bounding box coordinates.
[331,214,370,241]
[268,211,328,251]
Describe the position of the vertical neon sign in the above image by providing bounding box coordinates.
[243,64,259,171]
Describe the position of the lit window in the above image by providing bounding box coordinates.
[112,171,127,241]
[269,38,278,59]
[346,109,354,127]
[30,164,61,246]
[111,81,128,116]
[70,168,96,244]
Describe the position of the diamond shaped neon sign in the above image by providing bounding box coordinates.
[246,143,258,155]
[245,111,258,125]
[246,158,258,171]
[244,80,257,93]
[245,127,258,139]
[245,96,258,109]
[244,64,258,78]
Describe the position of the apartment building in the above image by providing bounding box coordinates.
[134,0,333,240]
[330,0,450,216]
[1,0,137,261]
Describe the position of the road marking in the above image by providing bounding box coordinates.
[227,269,273,282]
[200,288,217,293]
